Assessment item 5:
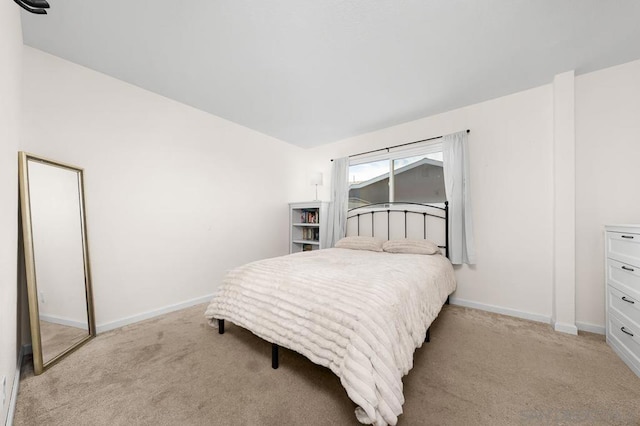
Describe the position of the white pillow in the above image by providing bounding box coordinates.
[382,238,441,255]
[335,236,384,252]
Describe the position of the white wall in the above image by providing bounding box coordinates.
[20,47,303,330]
[0,3,22,424]
[575,59,640,329]
[295,85,555,322]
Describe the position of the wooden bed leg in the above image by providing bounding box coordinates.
[272,344,279,369]
[425,327,430,343]
[218,319,225,335]
[446,296,450,305]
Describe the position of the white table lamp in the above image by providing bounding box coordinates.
[309,172,323,201]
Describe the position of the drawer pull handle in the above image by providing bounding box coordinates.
[622,296,635,304]
[621,327,634,337]
[621,235,635,239]
[621,265,635,272]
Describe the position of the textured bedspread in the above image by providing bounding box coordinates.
[204,248,456,425]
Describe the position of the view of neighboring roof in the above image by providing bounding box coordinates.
[349,158,443,189]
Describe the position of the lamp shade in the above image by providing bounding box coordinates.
[309,172,323,186]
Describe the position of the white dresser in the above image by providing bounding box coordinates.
[605,225,640,378]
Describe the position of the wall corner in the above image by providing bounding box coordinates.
[552,70,577,334]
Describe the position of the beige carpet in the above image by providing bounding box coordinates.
[14,304,640,425]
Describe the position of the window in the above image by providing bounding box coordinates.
[348,142,445,209]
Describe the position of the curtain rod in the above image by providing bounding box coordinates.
[330,129,470,162]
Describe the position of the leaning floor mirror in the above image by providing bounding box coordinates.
[18,152,96,375]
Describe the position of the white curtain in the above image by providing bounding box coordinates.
[322,157,349,248]
[443,131,476,264]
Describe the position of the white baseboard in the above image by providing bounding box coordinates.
[575,321,605,335]
[449,297,605,336]
[449,297,552,325]
[39,314,87,330]
[553,321,578,335]
[6,344,29,426]
[96,294,214,334]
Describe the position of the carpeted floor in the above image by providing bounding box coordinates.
[14,304,640,425]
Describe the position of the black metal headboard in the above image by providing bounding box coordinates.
[346,201,449,259]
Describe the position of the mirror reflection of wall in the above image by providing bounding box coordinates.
[28,161,89,364]
[19,152,95,374]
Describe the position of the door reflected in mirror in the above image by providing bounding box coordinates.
[19,152,96,375]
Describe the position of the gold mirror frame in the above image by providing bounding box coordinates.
[18,152,96,375]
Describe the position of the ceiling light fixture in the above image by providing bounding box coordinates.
[14,0,50,15]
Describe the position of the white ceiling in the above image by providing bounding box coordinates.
[20,0,640,148]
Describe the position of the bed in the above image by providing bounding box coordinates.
[204,202,456,426]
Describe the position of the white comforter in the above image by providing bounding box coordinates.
[204,248,456,425]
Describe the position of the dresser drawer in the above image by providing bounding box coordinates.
[607,258,640,299]
[607,231,640,266]
[608,314,640,368]
[608,285,640,330]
